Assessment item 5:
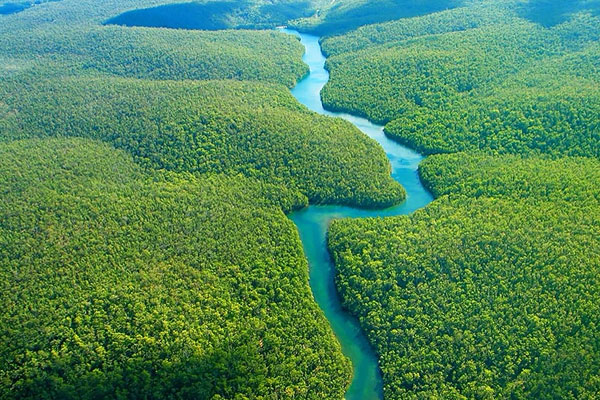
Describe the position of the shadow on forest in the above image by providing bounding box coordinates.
[0,0,61,15]
[0,2,28,14]
[14,332,268,398]
[104,0,312,30]
[105,1,243,30]
[519,0,600,27]
[307,0,462,35]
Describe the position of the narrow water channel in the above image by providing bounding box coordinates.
[281,29,434,399]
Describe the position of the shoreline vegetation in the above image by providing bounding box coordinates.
[0,1,408,398]
[319,1,600,398]
[283,27,431,399]
[1,0,599,398]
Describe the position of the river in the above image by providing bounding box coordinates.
[281,29,434,399]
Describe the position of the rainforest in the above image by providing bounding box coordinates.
[1,0,599,399]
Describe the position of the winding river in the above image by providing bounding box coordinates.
[282,29,434,399]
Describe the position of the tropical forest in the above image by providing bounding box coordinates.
[1,0,599,399]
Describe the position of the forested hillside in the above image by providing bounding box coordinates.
[0,138,351,398]
[322,0,600,399]
[419,152,600,202]
[330,194,600,399]
[3,0,600,398]
[0,0,319,87]
[0,76,403,207]
[0,0,407,398]
[105,0,316,30]
[320,1,600,156]
[330,155,600,398]
[290,0,462,35]
[0,26,307,87]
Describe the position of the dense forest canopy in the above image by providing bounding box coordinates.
[289,0,463,35]
[105,0,315,30]
[0,138,351,398]
[0,76,403,207]
[330,152,600,399]
[330,194,600,399]
[2,0,600,398]
[0,25,308,87]
[0,0,409,398]
[320,1,600,156]
[322,1,600,398]
[419,152,600,202]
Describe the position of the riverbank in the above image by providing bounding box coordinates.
[282,28,433,400]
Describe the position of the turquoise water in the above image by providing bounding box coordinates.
[281,29,434,399]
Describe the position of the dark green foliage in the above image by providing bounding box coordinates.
[384,78,600,156]
[0,0,59,15]
[323,2,600,399]
[321,2,506,56]
[105,1,247,30]
[319,3,600,156]
[105,0,313,31]
[519,0,600,27]
[0,0,314,26]
[0,137,351,399]
[320,3,512,57]
[5,0,600,398]
[0,0,312,88]
[258,1,314,25]
[329,142,600,398]
[330,194,600,399]
[322,4,600,396]
[290,0,462,35]
[0,76,403,207]
[0,0,411,397]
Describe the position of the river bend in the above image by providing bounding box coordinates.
[282,29,433,399]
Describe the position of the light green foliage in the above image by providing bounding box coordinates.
[0,0,409,397]
[0,137,351,399]
[329,146,600,398]
[419,152,600,202]
[330,194,600,399]
[0,76,403,207]
[0,0,403,207]
[324,3,600,398]
[0,25,307,87]
[320,3,600,155]
[320,2,511,56]
[4,0,600,398]
[384,73,600,156]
